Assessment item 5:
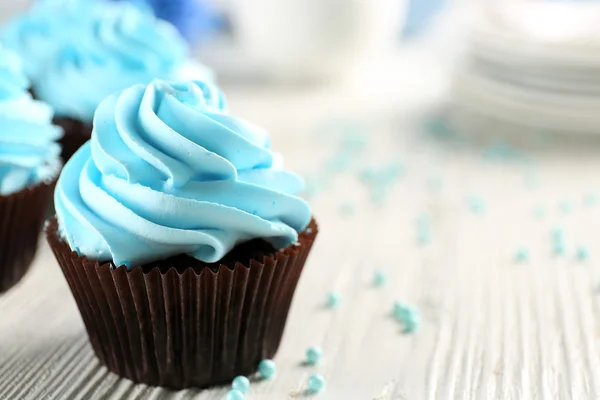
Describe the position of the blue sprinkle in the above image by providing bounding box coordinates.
[258,359,276,379]
[483,141,521,161]
[339,202,355,216]
[402,317,419,333]
[552,228,566,256]
[370,187,389,205]
[559,200,572,214]
[226,389,245,400]
[584,192,598,207]
[340,129,368,151]
[425,116,455,139]
[514,247,529,263]
[467,196,486,214]
[373,270,388,287]
[326,153,351,173]
[552,228,564,240]
[576,247,589,262]
[416,215,431,245]
[533,205,545,220]
[231,376,250,394]
[306,346,322,366]
[359,163,404,186]
[307,374,326,393]
[393,301,420,333]
[326,291,341,309]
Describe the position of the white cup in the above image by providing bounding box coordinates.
[228,0,407,80]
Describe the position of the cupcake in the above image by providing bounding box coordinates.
[0,46,63,293]
[4,1,213,162]
[1,0,98,84]
[46,79,317,388]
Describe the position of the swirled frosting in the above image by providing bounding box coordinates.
[0,46,62,195]
[32,2,213,123]
[55,80,311,267]
[1,0,98,82]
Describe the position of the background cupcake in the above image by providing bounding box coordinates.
[4,0,213,162]
[1,0,98,85]
[0,45,63,293]
[46,79,316,388]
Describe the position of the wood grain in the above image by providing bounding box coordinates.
[2,78,600,400]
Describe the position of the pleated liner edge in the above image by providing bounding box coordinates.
[45,217,318,389]
[0,178,56,293]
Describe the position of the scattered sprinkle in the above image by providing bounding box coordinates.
[584,192,598,207]
[576,247,589,262]
[340,129,368,151]
[373,270,388,287]
[393,301,420,333]
[306,346,322,366]
[552,228,566,256]
[416,215,431,246]
[533,205,545,220]
[514,247,529,263]
[325,153,351,173]
[226,389,245,400]
[559,200,572,214]
[258,359,276,379]
[483,141,522,161]
[339,202,355,216]
[359,162,404,205]
[307,374,326,393]
[369,187,390,205]
[466,196,486,214]
[425,116,455,139]
[232,376,250,394]
[326,291,341,309]
[554,244,566,256]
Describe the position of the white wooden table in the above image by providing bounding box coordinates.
[2,56,600,399]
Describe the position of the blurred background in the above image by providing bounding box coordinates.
[4,0,600,398]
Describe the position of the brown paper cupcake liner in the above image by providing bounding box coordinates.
[0,178,56,293]
[53,117,92,163]
[46,217,318,389]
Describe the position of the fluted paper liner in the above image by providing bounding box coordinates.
[53,117,92,163]
[0,179,56,293]
[46,217,318,389]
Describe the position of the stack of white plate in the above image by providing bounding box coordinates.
[451,2,600,135]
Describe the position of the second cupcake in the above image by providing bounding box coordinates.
[46,79,317,388]
[0,45,63,292]
[30,2,213,162]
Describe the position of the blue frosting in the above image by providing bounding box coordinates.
[55,80,311,267]
[0,46,62,196]
[17,1,213,122]
[1,0,99,82]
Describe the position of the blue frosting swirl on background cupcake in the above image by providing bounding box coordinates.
[1,0,99,82]
[55,80,311,267]
[0,46,62,195]
[28,1,213,122]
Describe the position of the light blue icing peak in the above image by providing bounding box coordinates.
[5,0,214,122]
[0,46,63,195]
[2,0,99,82]
[55,80,311,267]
